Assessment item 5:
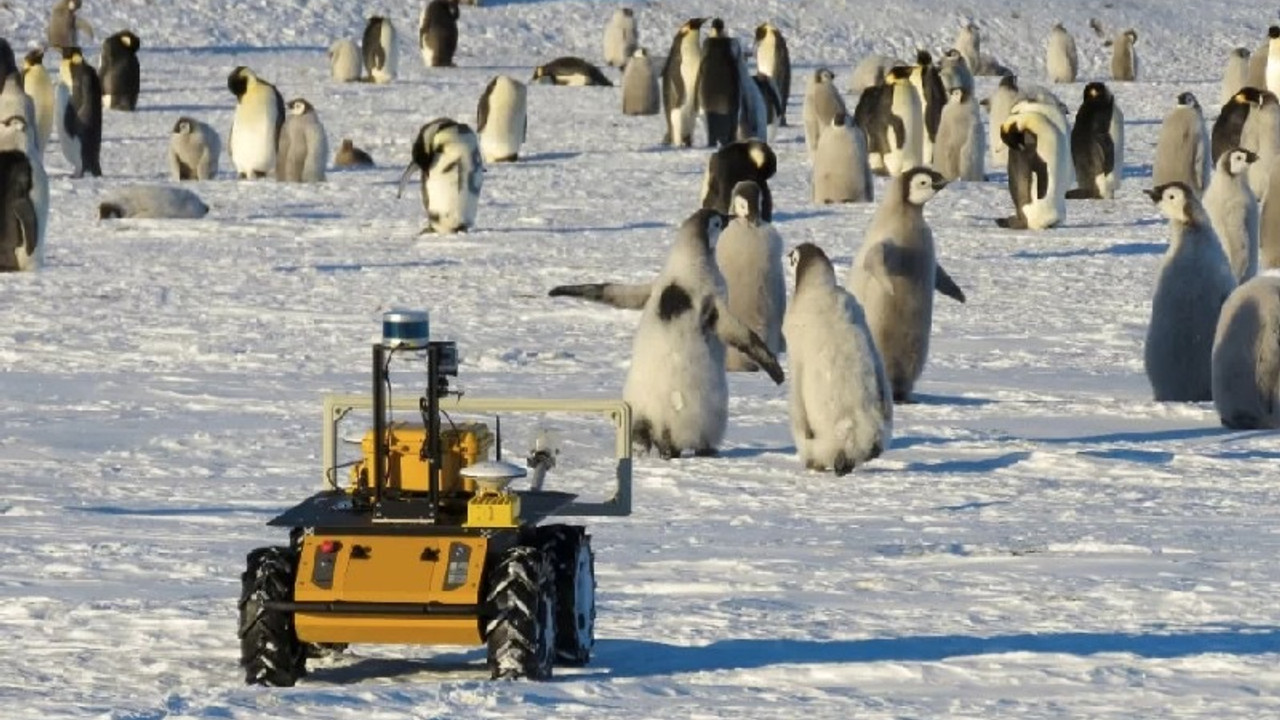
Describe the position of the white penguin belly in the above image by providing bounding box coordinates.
[231,103,276,176]
[624,314,727,451]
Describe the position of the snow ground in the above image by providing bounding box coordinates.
[1,0,1278,718]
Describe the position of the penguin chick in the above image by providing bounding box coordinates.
[276,98,329,183]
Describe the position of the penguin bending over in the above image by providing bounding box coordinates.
[1212,87,1260,166]
[785,242,893,474]
[1066,81,1124,199]
[700,139,776,220]
[334,138,375,169]
[696,18,740,148]
[812,112,873,204]
[99,185,208,219]
[716,180,786,371]
[1110,29,1138,81]
[602,7,638,68]
[58,46,101,177]
[477,75,527,163]
[168,116,221,181]
[1211,272,1280,429]
[363,16,398,83]
[276,98,328,183]
[660,18,706,147]
[398,118,483,234]
[100,30,140,111]
[622,48,659,116]
[802,67,846,155]
[420,0,460,68]
[932,86,985,182]
[1152,92,1211,196]
[998,105,1070,230]
[1046,23,1078,83]
[328,39,362,82]
[1144,182,1237,402]
[1221,47,1251,105]
[846,167,965,403]
[532,57,612,86]
[0,149,41,272]
[20,49,61,153]
[754,22,791,126]
[227,66,284,180]
[1203,148,1260,283]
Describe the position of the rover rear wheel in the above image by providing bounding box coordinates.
[238,546,306,686]
[538,525,595,665]
[484,546,556,680]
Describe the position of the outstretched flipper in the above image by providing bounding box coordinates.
[934,264,966,303]
[548,282,652,310]
[709,297,784,384]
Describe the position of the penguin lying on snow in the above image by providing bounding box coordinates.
[532,57,612,86]
[334,138,374,169]
[1212,271,1280,429]
[99,185,209,219]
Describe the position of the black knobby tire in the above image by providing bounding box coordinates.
[538,525,596,666]
[238,546,306,686]
[484,546,556,680]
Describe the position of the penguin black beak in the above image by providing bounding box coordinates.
[1144,188,1162,203]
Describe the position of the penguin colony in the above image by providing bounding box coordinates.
[7,4,1280,479]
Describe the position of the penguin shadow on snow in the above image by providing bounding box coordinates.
[273,258,461,274]
[904,450,1033,474]
[1011,240,1164,260]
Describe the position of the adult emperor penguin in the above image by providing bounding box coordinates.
[1110,29,1138,82]
[227,66,284,180]
[419,0,459,68]
[0,113,49,269]
[938,49,973,96]
[100,30,140,111]
[802,67,846,155]
[734,37,769,142]
[813,112,873,204]
[476,74,527,163]
[1144,182,1237,402]
[700,139,776,220]
[881,66,924,176]
[1221,47,1251,105]
[363,16,397,83]
[1153,92,1211,196]
[751,74,784,140]
[1066,82,1124,200]
[602,7,638,68]
[1242,91,1280,199]
[398,117,483,234]
[998,104,1070,229]
[0,150,40,272]
[784,242,893,474]
[98,185,208,219]
[846,167,966,403]
[754,22,791,126]
[58,46,101,177]
[1211,272,1280,429]
[328,38,362,82]
[48,0,93,50]
[933,86,985,182]
[1046,22,1078,84]
[1267,27,1280,99]
[1263,162,1280,270]
[660,17,706,147]
[716,180,786,371]
[531,57,612,86]
[696,18,741,148]
[1212,87,1260,165]
[983,74,1020,167]
[910,51,947,164]
[276,98,328,183]
[621,48,659,116]
[334,138,375,169]
[168,116,221,181]
[20,49,60,153]
[1203,148,1260,283]
[621,209,783,458]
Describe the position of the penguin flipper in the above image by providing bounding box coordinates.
[548,282,651,310]
[934,264,966,303]
[476,78,496,133]
[711,297,784,384]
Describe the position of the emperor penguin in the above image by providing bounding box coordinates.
[168,116,221,181]
[1203,148,1260,283]
[1211,272,1280,429]
[953,22,981,75]
[983,74,1020,167]
[754,22,791,126]
[1143,182,1237,402]
[276,98,328,183]
[1212,87,1260,165]
[476,74,527,163]
[700,139,776,220]
[881,66,924,176]
[1250,40,1269,90]
[100,30,140,111]
[1046,22,1078,84]
[716,180,786,371]
[362,16,397,83]
[910,51,947,164]
[531,57,612,86]
[1110,29,1138,82]
[850,54,895,94]
[938,49,974,96]
[398,117,484,234]
[0,112,49,267]
[751,74,783,141]
[846,167,966,403]
[328,38,362,82]
[660,17,706,147]
[1152,92,1211,196]
[998,104,1070,230]
[0,148,42,272]
[1267,27,1280,99]
[602,7,638,69]
[1066,82,1124,200]
[48,0,93,50]
[784,242,892,474]
[20,49,61,153]
[1222,47,1251,105]
[696,18,741,148]
[620,209,783,458]
[1241,91,1280,200]
[98,185,208,219]
[57,46,101,178]
[932,86,985,182]
[0,40,12,76]
[226,66,285,180]
[734,38,769,142]
[334,138,375,169]
[802,67,846,155]
[420,0,460,68]
[621,48,659,116]
[812,112,873,204]
[1263,159,1280,269]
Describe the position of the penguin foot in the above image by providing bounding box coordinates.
[1065,188,1099,200]
[832,452,854,476]
[693,448,718,458]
